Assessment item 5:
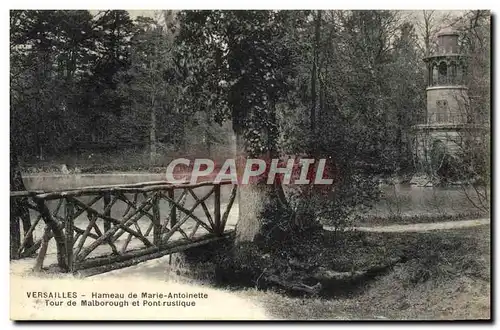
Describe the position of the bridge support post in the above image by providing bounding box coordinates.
[152,192,161,246]
[214,184,221,234]
[168,189,176,228]
[167,188,176,267]
[103,192,111,232]
[65,198,75,272]
[34,197,68,271]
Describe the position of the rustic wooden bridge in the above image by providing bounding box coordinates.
[10,180,237,276]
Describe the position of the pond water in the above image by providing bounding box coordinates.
[21,174,490,222]
[367,184,490,218]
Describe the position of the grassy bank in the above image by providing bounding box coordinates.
[177,225,490,320]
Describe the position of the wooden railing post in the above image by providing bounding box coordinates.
[64,198,75,272]
[220,184,237,232]
[214,184,221,234]
[168,189,176,229]
[152,192,161,246]
[167,189,176,265]
[34,197,68,271]
[103,192,111,232]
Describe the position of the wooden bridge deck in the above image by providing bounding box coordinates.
[10,180,238,276]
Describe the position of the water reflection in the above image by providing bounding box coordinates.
[368,184,490,217]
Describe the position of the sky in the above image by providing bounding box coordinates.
[89,9,465,21]
[115,9,466,36]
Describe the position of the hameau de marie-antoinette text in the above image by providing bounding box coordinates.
[26,291,209,308]
[26,291,208,299]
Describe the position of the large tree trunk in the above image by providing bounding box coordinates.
[235,183,277,243]
[234,134,279,244]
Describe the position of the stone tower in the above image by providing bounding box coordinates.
[413,27,470,167]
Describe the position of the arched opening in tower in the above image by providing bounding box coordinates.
[438,62,448,85]
[449,61,457,85]
[432,63,438,86]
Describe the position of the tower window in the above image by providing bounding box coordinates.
[456,65,463,85]
[449,62,457,84]
[436,100,449,122]
[438,62,448,85]
[432,64,438,86]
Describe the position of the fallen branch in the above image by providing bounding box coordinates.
[265,274,322,295]
[261,256,403,296]
[312,257,403,283]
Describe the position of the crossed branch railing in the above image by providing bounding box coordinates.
[10,180,237,274]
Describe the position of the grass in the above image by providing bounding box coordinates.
[274,225,490,320]
[176,225,491,320]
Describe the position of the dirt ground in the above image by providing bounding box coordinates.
[10,274,269,320]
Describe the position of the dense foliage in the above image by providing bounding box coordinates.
[10,9,490,225]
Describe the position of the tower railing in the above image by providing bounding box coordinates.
[421,113,487,126]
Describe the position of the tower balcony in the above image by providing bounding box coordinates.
[414,113,488,128]
[426,85,469,91]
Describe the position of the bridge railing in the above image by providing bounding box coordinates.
[10,180,237,274]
